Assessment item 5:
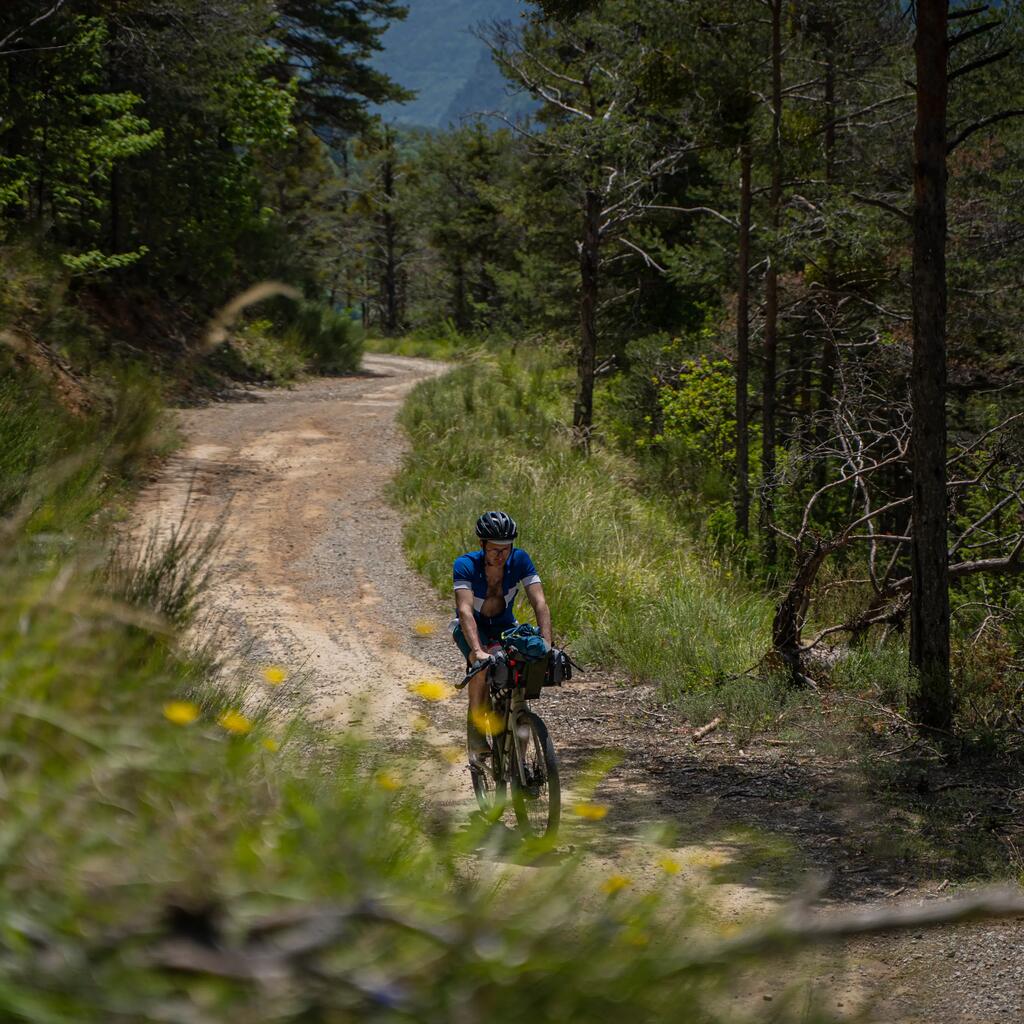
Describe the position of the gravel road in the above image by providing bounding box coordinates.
[135,354,1024,1023]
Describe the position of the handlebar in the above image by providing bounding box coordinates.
[455,651,504,690]
[455,645,584,691]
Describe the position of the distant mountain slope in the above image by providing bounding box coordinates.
[442,45,536,125]
[371,0,528,128]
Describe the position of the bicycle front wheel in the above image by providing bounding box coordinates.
[510,710,560,839]
[468,717,507,819]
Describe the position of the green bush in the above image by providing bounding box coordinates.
[212,316,308,384]
[602,336,761,560]
[287,299,363,374]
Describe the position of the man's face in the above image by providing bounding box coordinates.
[483,540,512,568]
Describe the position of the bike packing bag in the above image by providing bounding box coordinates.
[509,656,548,699]
[545,648,572,686]
[501,623,549,661]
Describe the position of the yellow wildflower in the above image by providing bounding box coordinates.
[262,666,287,686]
[163,701,200,726]
[659,857,681,875]
[412,620,436,636]
[375,770,401,791]
[573,801,609,821]
[409,679,454,702]
[439,745,464,765]
[217,710,252,735]
[410,713,430,733]
[261,738,280,753]
[469,706,505,735]
[601,874,631,896]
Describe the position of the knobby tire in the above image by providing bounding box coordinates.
[511,710,560,839]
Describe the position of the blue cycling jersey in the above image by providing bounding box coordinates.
[452,548,541,631]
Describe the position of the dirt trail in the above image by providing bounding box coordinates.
[136,357,469,793]
[135,355,1022,1023]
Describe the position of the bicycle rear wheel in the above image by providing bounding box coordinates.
[510,710,560,838]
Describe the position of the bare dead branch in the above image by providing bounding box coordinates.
[617,236,667,272]
[692,717,722,742]
[849,191,911,223]
[0,0,68,53]
[948,109,1024,154]
[948,19,1000,49]
[949,5,991,20]
[949,47,1013,82]
[948,412,1024,467]
[643,203,739,228]
[950,490,1022,556]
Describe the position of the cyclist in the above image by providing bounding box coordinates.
[451,511,551,764]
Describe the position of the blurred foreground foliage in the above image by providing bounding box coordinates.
[0,337,835,1023]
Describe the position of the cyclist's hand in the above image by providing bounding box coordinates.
[470,648,490,665]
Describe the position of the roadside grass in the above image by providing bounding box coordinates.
[391,349,774,698]
[364,322,477,361]
[1,358,169,533]
[388,345,1024,886]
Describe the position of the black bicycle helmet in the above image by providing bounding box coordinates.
[475,510,518,543]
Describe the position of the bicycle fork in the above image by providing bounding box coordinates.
[507,693,533,788]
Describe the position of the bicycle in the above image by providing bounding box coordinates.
[455,641,580,839]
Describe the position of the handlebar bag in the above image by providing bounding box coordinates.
[510,656,548,699]
[501,623,549,661]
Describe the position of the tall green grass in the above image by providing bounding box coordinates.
[392,350,774,697]
[0,359,168,533]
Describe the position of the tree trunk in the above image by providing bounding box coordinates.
[110,165,121,254]
[573,187,600,451]
[453,261,469,332]
[735,137,752,537]
[773,538,831,686]
[382,148,399,335]
[761,0,783,566]
[814,15,839,493]
[909,0,952,730]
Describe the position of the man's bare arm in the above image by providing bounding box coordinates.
[525,582,552,647]
[455,588,488,662]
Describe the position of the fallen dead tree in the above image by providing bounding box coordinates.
[766,360,1024,686]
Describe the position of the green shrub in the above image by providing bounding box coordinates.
[286,299,363,374]
[212,316,308,383]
